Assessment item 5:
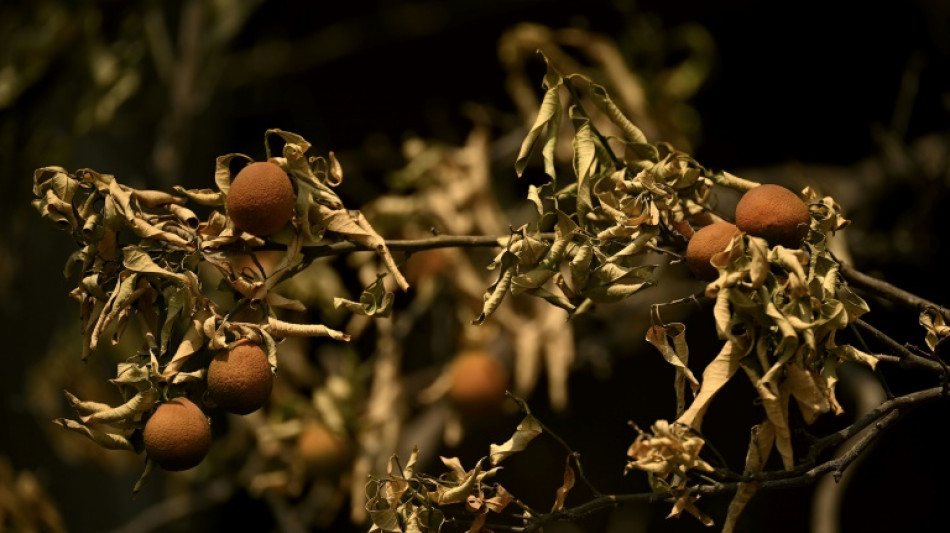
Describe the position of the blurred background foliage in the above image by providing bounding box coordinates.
[2,0,950,532]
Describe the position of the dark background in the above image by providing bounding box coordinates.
[2,1,949,531]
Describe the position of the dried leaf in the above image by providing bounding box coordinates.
[551,455,576,512]
[667,488,714,526]
[108,181,190,246]
[645,323,699,416]
[783,362,831,424]
[490,414,542,465]
[515,54,563,181]
[473,250,518,325]
[677,336,752,430]
[132,459,154,496]
[214,153,254,195]
[172,186,225,206]
[63,390,112,416]
[745,364,794,470]
[589,82,648,143]
[162,309,210,378]
[53,419,134,451]
[436,458,484,505]
[316,205,409,291]
[81,388,157,424]
[265,317,350,341]
[266,292,307,312]
[334,274,394,317]
[570,108,597,224]
[722,422,775,533]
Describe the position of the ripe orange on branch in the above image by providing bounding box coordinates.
[226,161,296,236]
[143,398,212,471]
[735,184,810,248]
[207,341,274,415]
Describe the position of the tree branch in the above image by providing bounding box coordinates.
[854,319,946,374]
[519,386,947,532]
[840,262,950,322]
[108,478,235,533]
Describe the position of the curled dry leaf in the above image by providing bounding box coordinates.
[489,414,543,466]
[625,420,713,480]
[551,455,576,512]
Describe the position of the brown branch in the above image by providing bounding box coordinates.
[508,393,603,498]
[295,233,558,263]
[854,319,946,374]
[840,262,950,322]
[519,386,947,532]
[108,478,235,533]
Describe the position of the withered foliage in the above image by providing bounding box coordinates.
[482,55,877,529]
[32,129,405,488]
[0,457,66,533]
[366,412,542,533]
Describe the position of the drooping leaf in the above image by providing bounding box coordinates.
[162,309,210,379]
[214,153,254,195]
[53,419,134,451]
[81,388,157,424]
[473,250,518,325]
[645,323,699,417]
[722,421,774,533]
[515,54,563,182]
[551,455,576,512]
[63,390,112,416]
[316,205,409,291]
[490,414,542,466]
[677,336,752,430]
[744,363,794,470]
[570,107,597,225]
[588,82,648,143]
[131,459,154,496]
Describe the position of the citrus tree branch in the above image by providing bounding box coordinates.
[854,319,947,374]
[520,386,947,532]
[840,262,950,322]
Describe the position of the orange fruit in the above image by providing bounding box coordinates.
[296,422,348,475]
[735,184,810,248]
[143,398,212,471]
[447,350,509,417]
[685,222,740,281]
[226,161,296,236]
[208,342,273,415]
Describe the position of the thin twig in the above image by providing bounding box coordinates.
[443,516,525,532]
[840,262,950,322]
[298,234,554,261]
[108,478,235,533]
[853,319,945,374]
[507,394,603,497]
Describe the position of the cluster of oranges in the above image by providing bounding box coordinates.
[144,161,292,472]
[143,342,275,471]
[685,184,811,280]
